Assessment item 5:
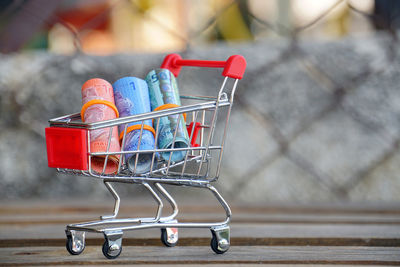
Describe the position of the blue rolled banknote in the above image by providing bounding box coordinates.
[145,69,189,162]
[113,77,155,173]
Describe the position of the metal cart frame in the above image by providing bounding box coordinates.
[46,53,246,259]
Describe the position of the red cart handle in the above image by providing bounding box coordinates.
[161,53,246,80]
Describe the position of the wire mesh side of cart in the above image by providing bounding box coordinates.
[49,77,239,186]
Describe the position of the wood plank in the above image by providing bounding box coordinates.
[0,246,399,266]
[21,262,400,267]
[1,199,400,216]
[1,223,399,247]
[1,200,400,225]
[2,212,400,225]
[2,237,400,248]
[2,222,400,239]
[1,201,399,265]
[1,201,400,247]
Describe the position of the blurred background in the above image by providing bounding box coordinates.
[0,0,379,54]
[1,0,400,203]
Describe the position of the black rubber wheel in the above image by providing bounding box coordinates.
[66,235,84,255]
[161,228,177,247]
[102,240,122,259]
[210,234,228,254]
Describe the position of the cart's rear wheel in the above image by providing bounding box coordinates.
[102,239,122,259]
[161,228,178,247]
[66,233,85,255]
[210,227,230,254]
[210,234,229,254]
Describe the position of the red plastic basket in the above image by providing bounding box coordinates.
[45,127,88,170]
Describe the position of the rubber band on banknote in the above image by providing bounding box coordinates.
[153,104,187,122]
[81,99,119,122]
[119,124,156,141]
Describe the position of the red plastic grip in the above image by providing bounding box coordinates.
[45,127,88,170]
[161,53,246,79]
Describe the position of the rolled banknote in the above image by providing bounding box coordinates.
[145,69,189,162]
[113,77,156,174]
[81,78,120,174]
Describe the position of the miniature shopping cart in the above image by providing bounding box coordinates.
[45,53,246,259]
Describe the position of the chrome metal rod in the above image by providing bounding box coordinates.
[103,176,210,185]
[101,181,121,220]
[200,109,206,156]
[155,183,178,222]
[180,95,218,101]
[101,127,114,175]
[117,123,128,173]
[217,76,229,100]
[133,121,145,173]
[150,117,161,174]
[196,78,228,176]
[67,217,156,232]
[166,114,181,176]
[141,182,163,223]
[99,184,231,232]
[215,79,239,179]
[181,111,199,177]
[67,183,231,233]
[89,145,220,156]
[230,79,239,103]
[50,100,230,130]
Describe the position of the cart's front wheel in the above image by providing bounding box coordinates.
[65,230,85,255]
[102,230,123,259]
[161,228,178,247]
[210,235,229,254]
[102,239,122,259]
[210,227,230,254]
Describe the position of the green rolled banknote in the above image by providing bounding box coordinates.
[146,69,189,162]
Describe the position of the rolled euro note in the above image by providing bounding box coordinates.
[81,78,120,174]
[145,69,189,162]
[113,77,155,174]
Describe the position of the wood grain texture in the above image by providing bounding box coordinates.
[0,246,399,266]
[1,200,399,265]
[1,223,399,239]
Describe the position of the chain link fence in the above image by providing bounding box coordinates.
[1,0,400,202]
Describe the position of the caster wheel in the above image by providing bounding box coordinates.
[210,235,228,254]
[102,239,122,259]
[210,227,230,254]
[161,228,178,247]
[66,231,85,255]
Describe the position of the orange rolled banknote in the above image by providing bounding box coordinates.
[81,78,121,174]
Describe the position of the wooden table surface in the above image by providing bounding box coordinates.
[0,199,399,266]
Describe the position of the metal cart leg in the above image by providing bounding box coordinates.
[101,181,120,220]
[207,184,231,254]
[65,183,166,232]
[155,183,179,247]
[155,183,178,222]
[207,184,232,226]
[141,182,163,223]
